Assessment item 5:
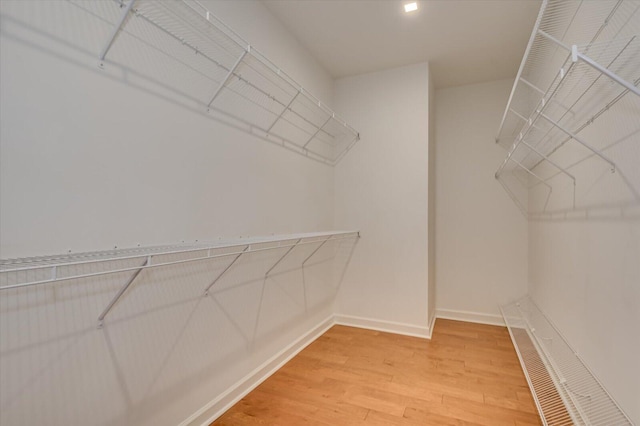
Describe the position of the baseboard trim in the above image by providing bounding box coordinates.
[182,315,335,426]
[427,312,436,339]
[334,314,431,339]
[436,308,505,326]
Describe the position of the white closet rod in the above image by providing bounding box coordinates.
[536,29,640,98]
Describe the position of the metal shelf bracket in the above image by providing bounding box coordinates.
[97,254,149,328]
[301,236,332,268]
[539,113,616,173]
[98,0,136,67]
[207,49,248,109]
[203,245,250,296]
[264,239,302,277]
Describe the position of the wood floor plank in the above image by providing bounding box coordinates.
[212,319,543,425]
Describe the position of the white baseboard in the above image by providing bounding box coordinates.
[334,314,431,339]
[427,311,436,339]
[182,315,335,426]
[436,308,505,326]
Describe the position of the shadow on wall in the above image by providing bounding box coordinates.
[0,236,359,426]
[0,0,355,167]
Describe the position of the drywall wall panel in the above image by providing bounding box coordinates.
[528,90,640,423]
[435,79,528,324]
[0,1,342,425]
[0,0,335,259]
[333,62,431,332]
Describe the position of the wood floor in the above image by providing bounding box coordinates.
[213,319,542,425]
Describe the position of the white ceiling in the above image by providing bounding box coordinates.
[262,0,542,88]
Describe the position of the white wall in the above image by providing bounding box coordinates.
[0,0,335,259]
[434,79,529,324]
[528,91,640,423]
[0,1,348,425]
[333,62,431,336]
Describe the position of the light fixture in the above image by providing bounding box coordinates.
[404,2,418,13]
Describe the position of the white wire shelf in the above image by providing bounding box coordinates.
[494,0,640,216]
[0,231,360,327]
[502,297,633,426]
[98,0,360,165]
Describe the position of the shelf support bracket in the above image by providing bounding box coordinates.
[499,157,553,212]
[539,113,616,172]
[520,139,576,183]
[501,158,553,191]
[99,0,136,67]
[301,236,332,268]
[203,245,249,296]
[265,239,301,277]
[207,49,248,108]
[97,255,149,328]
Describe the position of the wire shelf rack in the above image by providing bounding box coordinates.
[0,231,360,327]
[501,297,633,426]
[98,0,360,165]
[494,0,640,217]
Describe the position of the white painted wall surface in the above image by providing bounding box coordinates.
[0,0,335,259]
[434,79,528,324]
[333,62,431,334]
[0,1,348,425]
[527,90,640,423]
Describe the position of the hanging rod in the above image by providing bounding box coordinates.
[518,33,637,173]
[494,0,639,216]
[537,29,640,98]
[0,231,360,291]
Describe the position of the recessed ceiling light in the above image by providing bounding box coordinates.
[404,2,418,13]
